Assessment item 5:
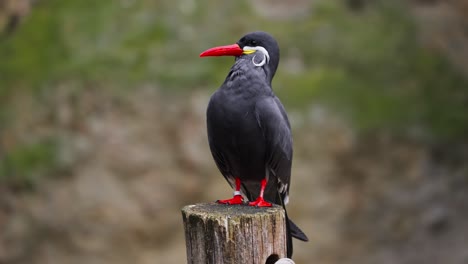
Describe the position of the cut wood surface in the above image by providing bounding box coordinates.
[182,203,287,264]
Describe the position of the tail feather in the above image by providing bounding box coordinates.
[270,189,309,258]
[284,210,294,258]
[280,194,308,258]
[284,212,308,257]
[288,218,308,241]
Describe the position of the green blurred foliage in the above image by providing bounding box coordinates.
[0,0,467,187]
[301,2,468,138]
[0,138,58,189]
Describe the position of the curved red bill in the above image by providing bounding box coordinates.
[200,44,243,57]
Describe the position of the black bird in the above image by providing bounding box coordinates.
[200,31,308,257]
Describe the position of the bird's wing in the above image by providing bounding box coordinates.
[208,128,242,191]
[206,94,236,189]
[208,137,229,176]
[254,96,293,204]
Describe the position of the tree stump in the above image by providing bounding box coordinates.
[181,202,287,264]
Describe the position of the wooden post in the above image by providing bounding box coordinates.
[181,202,287,264]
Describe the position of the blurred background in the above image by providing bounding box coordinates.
[1,0,468,263]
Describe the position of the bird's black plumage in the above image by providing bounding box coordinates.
[205,31,308,258]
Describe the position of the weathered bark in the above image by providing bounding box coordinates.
[182,203,287,264]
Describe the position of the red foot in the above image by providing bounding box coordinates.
[248,197,272,207]
[217,195,244,205]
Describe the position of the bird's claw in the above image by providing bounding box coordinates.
[217,195,244,205]
[248,197,272,207]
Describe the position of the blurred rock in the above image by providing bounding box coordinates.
[1,84,468,264]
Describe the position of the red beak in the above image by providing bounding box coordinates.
[200,44,243,57]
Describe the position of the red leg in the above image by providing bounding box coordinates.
[248,178,272,207]
[217,178,244,205]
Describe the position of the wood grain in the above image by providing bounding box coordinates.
[182,203,287,264]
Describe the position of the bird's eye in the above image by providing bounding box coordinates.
[251,40,257,46]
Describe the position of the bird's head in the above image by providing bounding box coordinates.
[200,31,280,81]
